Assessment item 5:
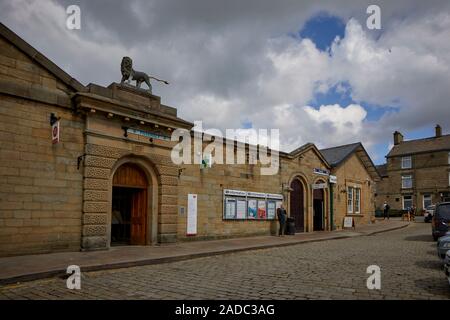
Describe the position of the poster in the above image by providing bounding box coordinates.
[247,199,257,219]
[276,201,282,210]
[236,199,247,219]
[267,201,276,220]
[187,194,197,235]
[225,198,236,219]
[257,200,267,219]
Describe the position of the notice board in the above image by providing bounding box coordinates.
[187,194,197,236]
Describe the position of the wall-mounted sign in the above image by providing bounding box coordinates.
[312,183,327,189]
[223,189,282,221]
[313,168,330,176]
[224,189,247,197]
[236,199,247,219]
[127,127,171,141]
[187,194,197,235]
[247,199,257,219]
[329,175,337,184]
[51,120,60,144]
[247,191,267,198]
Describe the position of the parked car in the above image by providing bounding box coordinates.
[424,204,435,223]
[432,202,450,241]
[444,251,450,286]
[437,232,450,259]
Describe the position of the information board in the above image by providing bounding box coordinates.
[187,194,197,235]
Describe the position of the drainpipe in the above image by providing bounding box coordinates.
[329,182,334,231]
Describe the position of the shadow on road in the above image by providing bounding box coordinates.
[415,259,443,270]
[404,234,433,242]
[414,277,450,298]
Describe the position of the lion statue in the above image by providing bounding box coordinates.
[120,56,169,93]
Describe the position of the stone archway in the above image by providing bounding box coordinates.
[313,179,327,231]
[107,156,159,247]
[289,176,307,232]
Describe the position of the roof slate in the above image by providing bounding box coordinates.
[387,134,450,157]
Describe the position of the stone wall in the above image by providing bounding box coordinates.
[0,35,84,256]
[331,153,375,229]
[177,144,331,240]
[375,151,450,211]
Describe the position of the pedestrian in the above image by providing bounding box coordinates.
[383,201,390,220]
[409,204,416,222]
[276,203,287,237]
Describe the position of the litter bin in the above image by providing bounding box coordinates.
[286,217,295,235]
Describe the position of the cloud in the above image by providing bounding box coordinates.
[1,0,450,163]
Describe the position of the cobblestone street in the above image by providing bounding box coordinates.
[0,222,449,300]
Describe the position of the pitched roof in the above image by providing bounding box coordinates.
[387,134,450,157]
[319,142,381,181]
[0,22,86,92]
[287,143,331,168]
[319,142,361,167]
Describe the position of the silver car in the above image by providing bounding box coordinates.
[437,232,450,259]
[445,251,450,286]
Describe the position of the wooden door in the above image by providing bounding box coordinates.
[113,163,148,245]
[290,179,304,232]
[130,188,147,245]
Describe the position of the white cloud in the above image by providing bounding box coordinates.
[1,0,450,162]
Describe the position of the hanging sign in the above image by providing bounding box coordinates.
[187,194,197,236]
[51,120,60,144]
[313,168,330,176]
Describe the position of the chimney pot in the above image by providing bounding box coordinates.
[393,131,403,145]
[435,124,442,137]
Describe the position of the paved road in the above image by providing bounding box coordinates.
[0,222,448,300]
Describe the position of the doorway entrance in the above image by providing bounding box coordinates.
[313,188,324,231]
[290,178,304,232]
[111,163,148,246]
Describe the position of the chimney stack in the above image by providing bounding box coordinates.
[435,124,442,138]
[393,131,403,145]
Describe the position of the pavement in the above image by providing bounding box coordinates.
[0,219,408,285]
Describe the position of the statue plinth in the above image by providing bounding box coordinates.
[108,82,161,111]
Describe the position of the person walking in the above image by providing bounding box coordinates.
[276,203,287,237]
[383,201,390,220]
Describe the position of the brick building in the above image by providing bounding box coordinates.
[0,23,378,256]
[375,125,450,212]
[320,143,380,229]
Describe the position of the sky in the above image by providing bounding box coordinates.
[1,0,450,164]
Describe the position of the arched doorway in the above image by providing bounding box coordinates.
[313,184,325,231]
[290,178,304,232]
[111,163,148,245]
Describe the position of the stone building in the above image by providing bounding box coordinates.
[320,143,380,229]
[0,23,377,257]
[375,125,450,212]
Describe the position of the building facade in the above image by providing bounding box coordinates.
[0,23,377,257]
[375,126,450,212]
[320,143,380,229]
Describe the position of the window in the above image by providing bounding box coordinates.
[354,188,361,213]
[402,175,413,189]
[347,187,361,214]
[401,156,412,169]
[448,152,450,165]
[423,195,432,209]
[403,195,413,210]
[347,187,353,214]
